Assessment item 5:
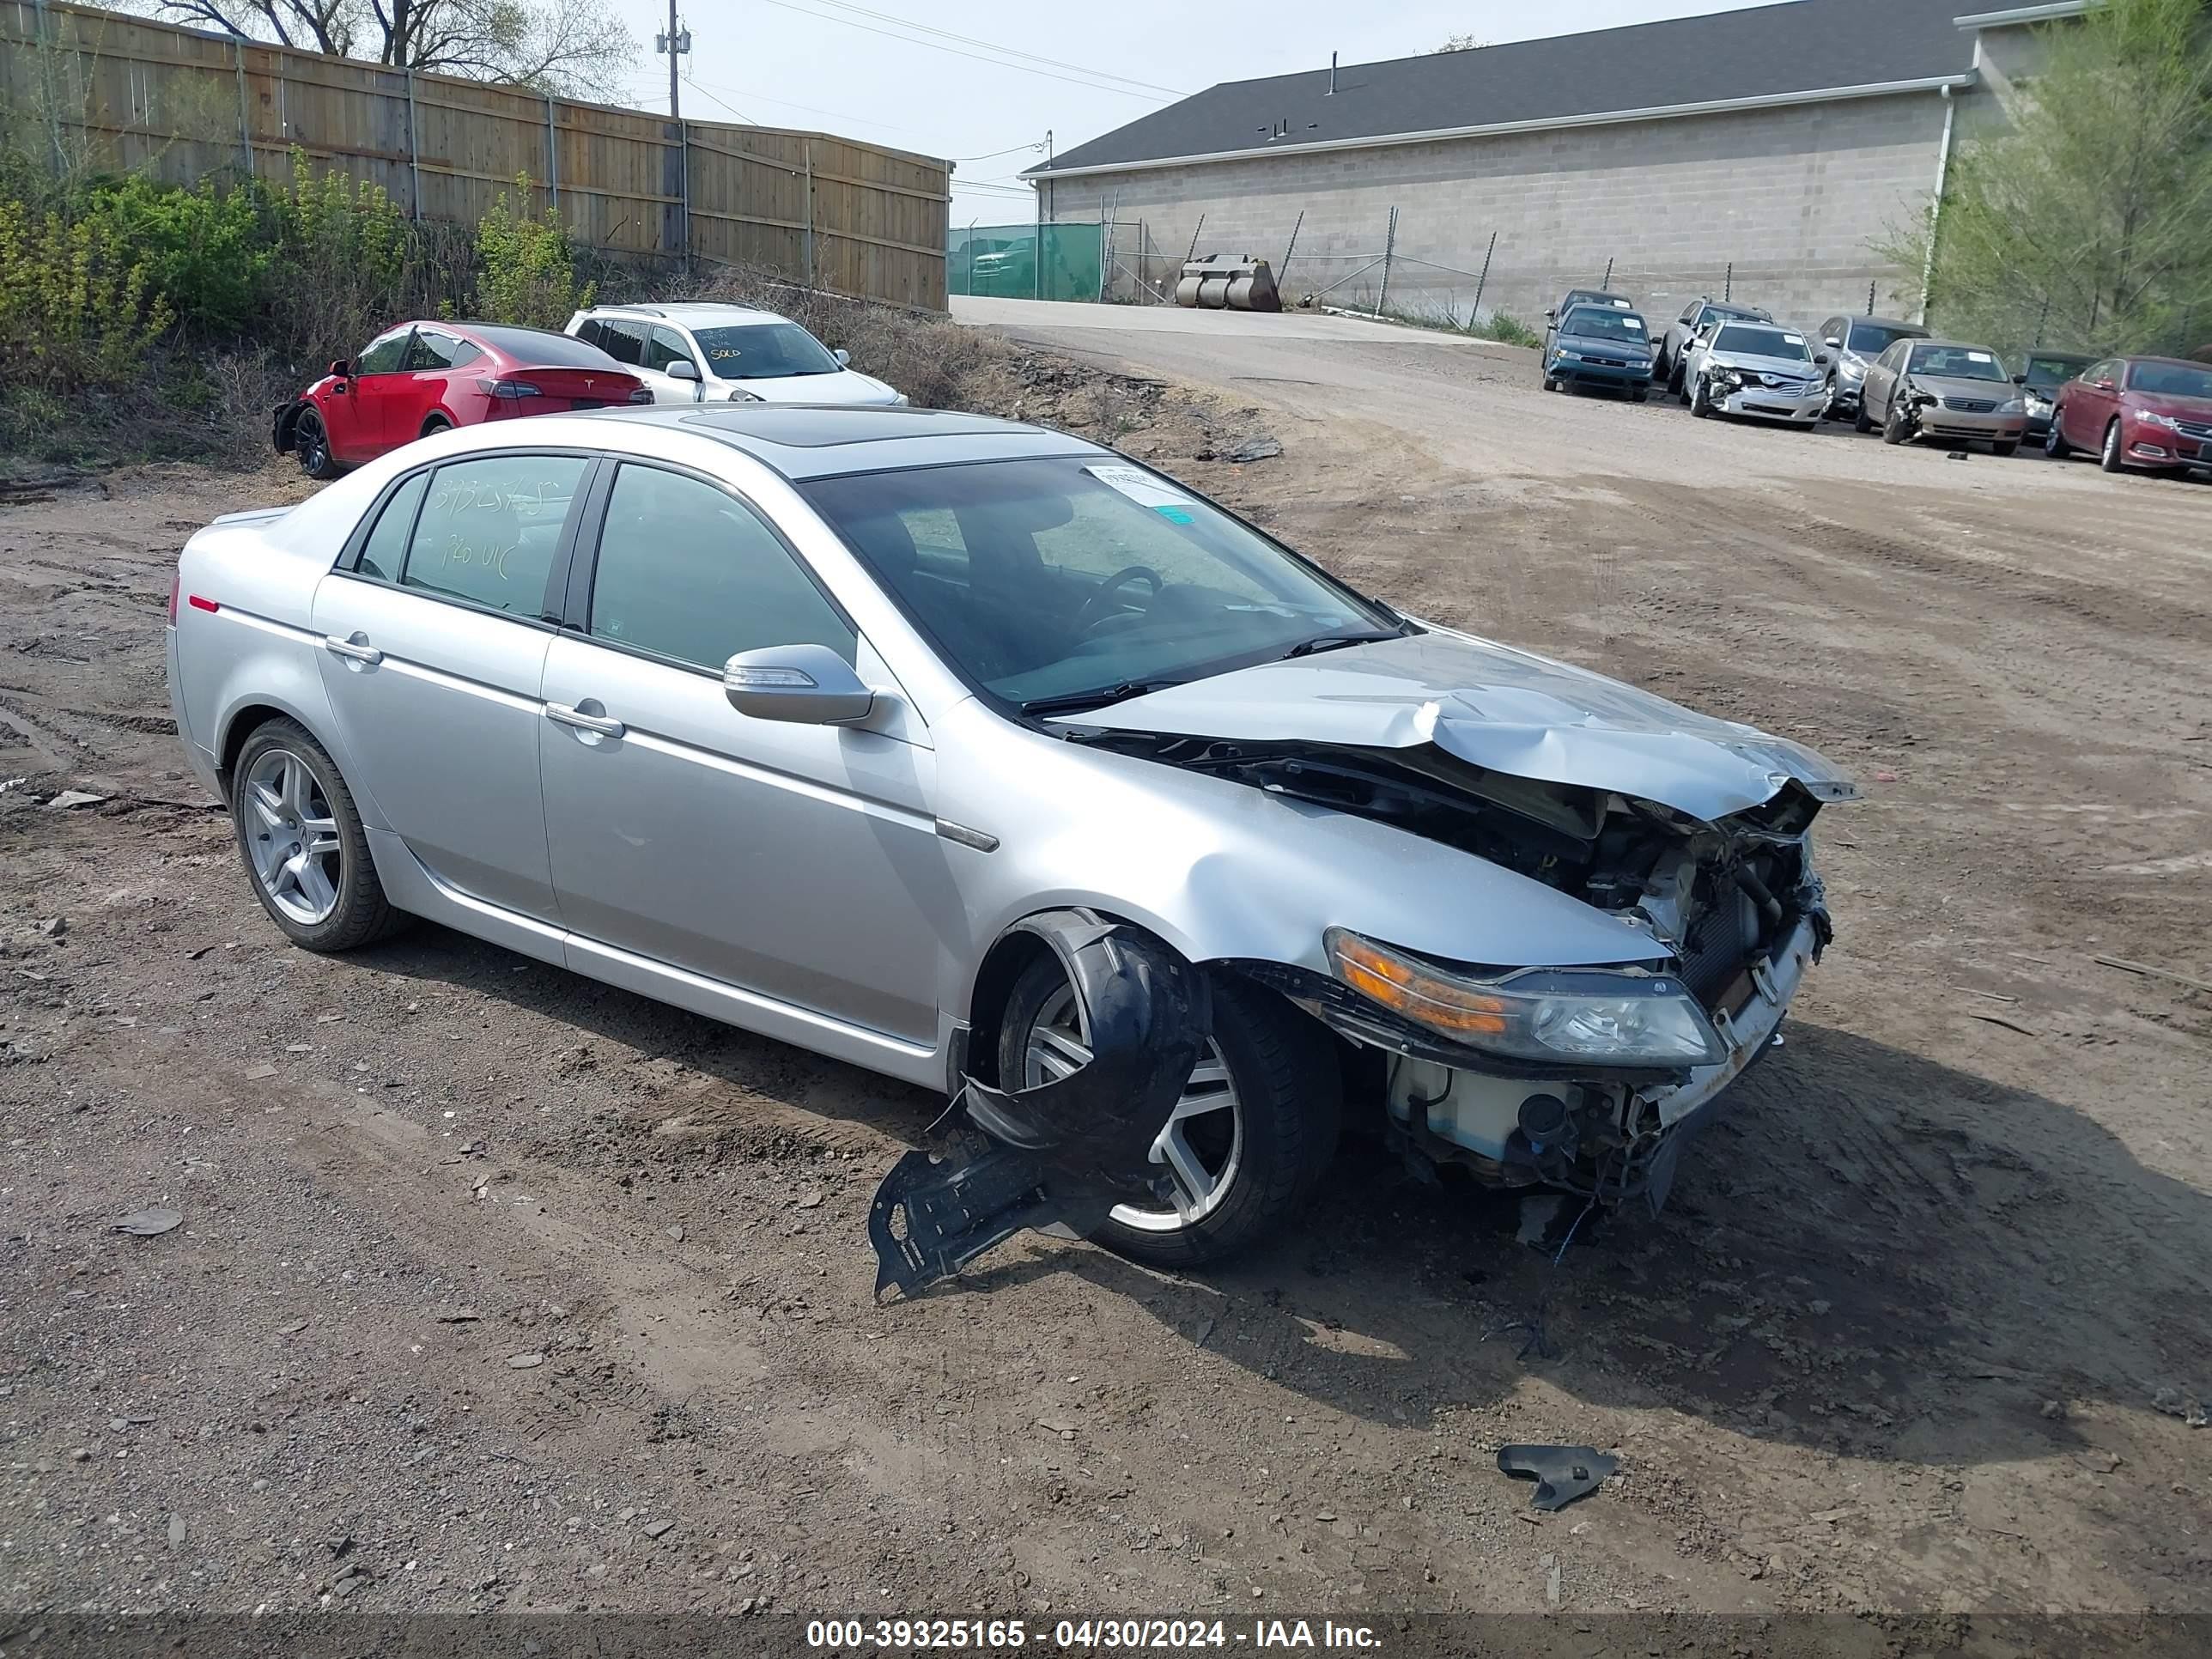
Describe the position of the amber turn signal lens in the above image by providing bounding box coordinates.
[1327,931,1510,1036]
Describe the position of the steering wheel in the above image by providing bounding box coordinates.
[1074,564,1164,635]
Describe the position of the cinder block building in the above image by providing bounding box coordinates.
[1020,0,2073,328]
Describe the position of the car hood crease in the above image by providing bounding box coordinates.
[1055,628,1858,822]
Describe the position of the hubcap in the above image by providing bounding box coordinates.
[1025,984,1242,1231]
[242,748,343,925]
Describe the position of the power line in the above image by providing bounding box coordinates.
[752,0,1182,101]
[946,139,1051,163]
[797,0,1187,97]
[685,70,925,137]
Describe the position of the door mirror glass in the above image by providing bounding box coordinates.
[1814,353,1830,366]
[666,359,700,381]
[1823,336,1841,349]
[723,643,874,725]
[832,348,851,367]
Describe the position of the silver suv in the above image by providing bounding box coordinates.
[1814,314,1929,418]
[1656,298,1772,395]
[565,302,906,407]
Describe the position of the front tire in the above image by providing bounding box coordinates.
[294,409,341,481]
[1689,375,1712,418]
[1992,440,2019,459]
[2100,420,2126,473]
[231,718,407,952]
[1883,400,1911,445]
[2045,418,2071,459]
[996,957,1340,1268]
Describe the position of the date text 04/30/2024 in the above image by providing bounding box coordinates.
[804,1619,1384,1650]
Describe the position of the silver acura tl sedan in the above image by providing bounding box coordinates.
[167,405,1856,1284]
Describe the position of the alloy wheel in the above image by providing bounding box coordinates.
[1025,984,1243,1231]
[242,748,343,925]
[298,413,329,475]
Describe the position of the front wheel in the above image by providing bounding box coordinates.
[1992,440,2019,459]
[1883,402,1911,446]
[2045,418,2071,459]
[293,408,341,481]
[996,958,1340,1267]
[2100,420,2126,473]
[231,718,408,952]
[1689,376,1712,418]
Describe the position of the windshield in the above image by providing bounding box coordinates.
[1713,325,1809,361]
[1704,303,1767,325]
[1564,291,1630,310]
[1847,320,1922,356]
[692,323,842,380]
[2129,361,2212,398]
[1561,307,1647,342]
[2024,355,2091,388]
[802,456,1402,710]
[1908,344,2008,381]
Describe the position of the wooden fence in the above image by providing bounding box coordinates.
[1,0,950,310]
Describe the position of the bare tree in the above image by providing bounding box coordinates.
[136,0,639,100]
[1430,34,1490,53]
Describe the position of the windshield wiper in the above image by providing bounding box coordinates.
[1279,630,1400,660]
[1019,679,1182,718]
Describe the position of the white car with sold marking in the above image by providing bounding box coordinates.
[565,302,907,407]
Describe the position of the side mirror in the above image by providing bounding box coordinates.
[833,348,851,367]
[1824,336,1842,349]
[2011,372,2027,385]
[1544,308,1555,323]
[1814,353,1830,366]
[666,360,701,382]
[723,643,874,726]
[328,358,352,381]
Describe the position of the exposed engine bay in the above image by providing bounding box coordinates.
[1080,729,1836,1208]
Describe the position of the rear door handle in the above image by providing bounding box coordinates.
[323,633,382,665]
[545,702,626,738]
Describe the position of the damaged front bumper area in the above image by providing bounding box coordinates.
[868,910,1210,1301]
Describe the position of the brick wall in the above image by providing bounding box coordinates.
[1040,90,1968,331]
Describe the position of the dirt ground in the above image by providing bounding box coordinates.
[2,319,2209,1639]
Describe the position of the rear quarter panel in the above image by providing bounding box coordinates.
[171,463,404,818]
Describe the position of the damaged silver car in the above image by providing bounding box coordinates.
[165,406,1854,1294]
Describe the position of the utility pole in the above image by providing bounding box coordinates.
[658,2,686,120]
[655,7,691,263]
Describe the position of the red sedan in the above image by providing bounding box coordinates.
[2045,355,2212,476]
[273,320,649,479]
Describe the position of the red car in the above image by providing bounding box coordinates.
[273,320,650,479]
[2045,354,2212,476]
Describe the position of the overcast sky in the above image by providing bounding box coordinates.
[600,0,1778,223]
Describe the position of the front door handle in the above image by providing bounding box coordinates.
[545,702,626,739]
[324,633,382,665]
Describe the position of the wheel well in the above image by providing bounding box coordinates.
[421,412,452,435]
[963,929,1056,1089]
[218,704,291,789]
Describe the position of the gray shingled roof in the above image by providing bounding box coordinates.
[1030,0,1972,177]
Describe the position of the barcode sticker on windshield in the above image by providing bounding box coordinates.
[1967,350,1995,363]
[1784,334,1805,346]
[1623,318,1644,330]
[1088,464,1197,524]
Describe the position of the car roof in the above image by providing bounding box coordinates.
[586,301,791,326]
[2119,354,2204,367]
[550,404,1105,480]
[1909,340,2000,353]
[1846,315,1926,331]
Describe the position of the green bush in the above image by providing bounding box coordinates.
[82,175,269,335]
[474,175,593,327]
[0,198,175,392]
[1477,310,1542,349]
[264,150,410,364]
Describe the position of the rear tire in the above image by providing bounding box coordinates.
[419,413,453,439]
[996,957,1340,1269]
[293,408,341,481]
[2100,420,2125,473]
[230,717,408,953]
[1853,400,1875,434]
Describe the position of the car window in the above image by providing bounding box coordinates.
[1848,320,1922,356]
[690,323,842,380]
[1713,325,1808,360]
[589,319,646,367]
[355,328,412,375]
[404,330,467,371]
[587,465,855,670]
[401,454,588,616]
[1908,344,2007,381]
[1679,303,1698,324]
[804,456,1397,708]
[1560,307,1647,341]
[645,326,696,373]
[356,471,428,582]
[2128,361,2212,398]
[2024,355,2085,387]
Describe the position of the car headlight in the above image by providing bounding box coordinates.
[1997,398,2025,415]
[2025,392,2052,414]
[1326,929,1724,1066]
[2142,410,2182,430]
[1711,368,1743,392]
[1555,349,1583,363]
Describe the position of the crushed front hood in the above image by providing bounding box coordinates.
[1056,627,1858,822]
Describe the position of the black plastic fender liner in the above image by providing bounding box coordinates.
[868,910,1213,1301]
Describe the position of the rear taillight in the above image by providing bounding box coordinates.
[167,568,180,626]
[628,387,653,404]
[477,378,543,399]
